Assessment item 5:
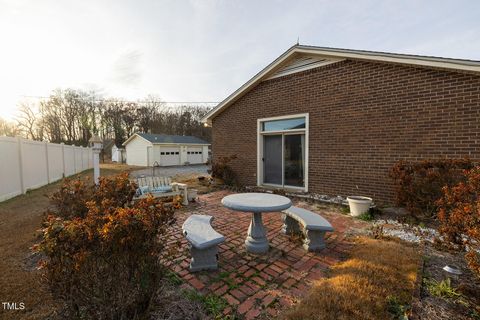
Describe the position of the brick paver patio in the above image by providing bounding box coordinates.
[162,190,367,319]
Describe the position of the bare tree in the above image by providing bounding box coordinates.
[136,95,163,133]
[149,105,211,141]
[16,102,43,140]
[40,96,63,143]
[12,88,212,145]
[103,99,127,146]
[0,117,19,137]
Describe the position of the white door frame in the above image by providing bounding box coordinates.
[257,113,309,192]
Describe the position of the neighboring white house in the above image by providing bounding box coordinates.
[111,145,126,163]
[123,133,210,166]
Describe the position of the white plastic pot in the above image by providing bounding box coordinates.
[347,196,373,217]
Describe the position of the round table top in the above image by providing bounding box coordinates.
[221,192,292,213]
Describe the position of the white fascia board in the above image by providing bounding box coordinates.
[122,134,153,146]
[295,47,480,73]
[201,46,298,124]
[266,58,344,80]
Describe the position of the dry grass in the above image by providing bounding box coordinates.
[172,172,216,194]
[0,164,137,320]
[284,237,420,320]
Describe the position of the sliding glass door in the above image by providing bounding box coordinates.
[262,133,305,188]
[263,135,282,184]
[284,134,305,187]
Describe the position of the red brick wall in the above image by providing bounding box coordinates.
[211,59,480,204]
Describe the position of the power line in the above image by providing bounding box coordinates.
[18,95,220,105]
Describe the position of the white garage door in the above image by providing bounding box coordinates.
[187,147,203,164]
[160,147,180,166]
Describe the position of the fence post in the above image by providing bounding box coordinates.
[89,136,102,185]
[45,141,50,183]
[80,147,83,171]
[61,143,65,177]
[17,137,25,194]
[73,146,77,174]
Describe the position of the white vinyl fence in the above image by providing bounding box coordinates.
[0,136,93,202]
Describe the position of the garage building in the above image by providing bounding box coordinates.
[123,133,210,167]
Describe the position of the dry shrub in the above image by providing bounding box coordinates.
[36,174,176,320]
[283,238,420,320]
[49,172,137,219]
[437,166,480,277]
[211,155,238,186]
[389,159,473,219]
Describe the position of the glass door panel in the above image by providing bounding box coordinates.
[284,134,305,187]
[263,135,282,185]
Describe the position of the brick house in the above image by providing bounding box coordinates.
[202,45,480,204]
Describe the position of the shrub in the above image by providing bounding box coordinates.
[36,174,176,319]
[49,173,137,219]
[92,173,137,208]
[437,166,480,277]
[48,178,93,219]
[358,210,374,221]
[211,155,238,186]
[389,159,474,219]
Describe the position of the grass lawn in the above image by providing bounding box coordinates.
[284,237,420,320]
[0,164,141,320]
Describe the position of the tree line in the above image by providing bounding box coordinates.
[0,89,213,147]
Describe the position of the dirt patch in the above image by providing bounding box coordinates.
[148,279,208,320]
[130,164,209,179]
[412,246,480,320]
[0,164,136,320]
[172,173,218,195]
[364,213,480,319]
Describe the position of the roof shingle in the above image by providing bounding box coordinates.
[136,133,209,145]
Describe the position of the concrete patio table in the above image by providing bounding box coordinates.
[221,193,292,254]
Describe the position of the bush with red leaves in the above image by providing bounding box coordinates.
[389,159,474,219]
[437,166,480,277]
[36,174,177,319]
[211,154,238,186]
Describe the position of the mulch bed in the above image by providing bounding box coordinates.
[411,246,480,320]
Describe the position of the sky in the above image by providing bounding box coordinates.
[0,0,479,120]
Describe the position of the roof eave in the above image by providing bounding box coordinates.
[151,142,211,145]
[295,46,480,72]
[122,133,152,146]
[202,45,480,124]
[201,45,299,124]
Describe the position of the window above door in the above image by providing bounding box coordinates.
[261,117,306,132]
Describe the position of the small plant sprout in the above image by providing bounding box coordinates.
[386,295,409,320]
[425,277,461,299]
[340,206,350,215]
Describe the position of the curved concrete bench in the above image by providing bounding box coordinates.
[282,206,334,251]
[182,215,225,272]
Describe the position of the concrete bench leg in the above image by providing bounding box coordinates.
[281,214,301,235]
[179,185,188,206]
[189,245,219,272]
[303,229,327,251]
[181,187,188,206]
